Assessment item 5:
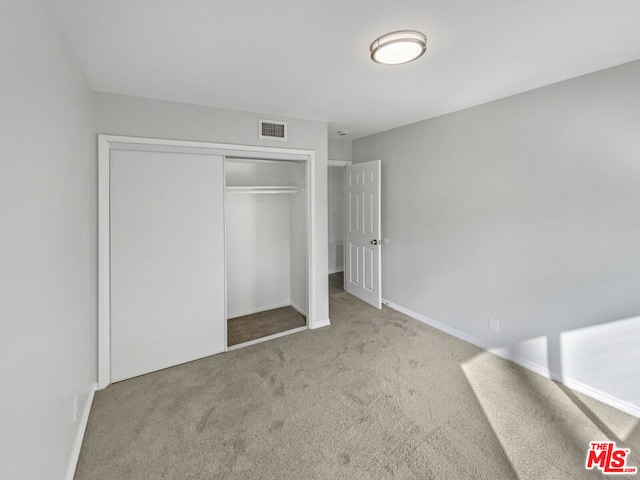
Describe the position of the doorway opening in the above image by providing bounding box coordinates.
[327,159,382,309]
[328,164,345,295]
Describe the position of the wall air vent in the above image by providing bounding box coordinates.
[259,119,288,141]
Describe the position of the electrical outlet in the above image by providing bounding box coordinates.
[488,317,500,334]
[73,394,79,423]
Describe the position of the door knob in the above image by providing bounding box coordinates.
[370,239,379,245]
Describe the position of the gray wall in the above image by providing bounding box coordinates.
[94,92,329,325]
[354,60,640,412]
[0,1,96,478]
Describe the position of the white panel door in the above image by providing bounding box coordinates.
[345,160,381,308]
[110,150,225,382]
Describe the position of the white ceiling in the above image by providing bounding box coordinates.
[49,0,640,139]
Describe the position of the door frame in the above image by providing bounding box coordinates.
[98,134,317,389]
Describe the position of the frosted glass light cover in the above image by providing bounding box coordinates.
[370,30,427,65]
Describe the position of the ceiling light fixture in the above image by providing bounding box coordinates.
[370,30,427,65]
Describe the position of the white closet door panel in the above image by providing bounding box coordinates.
[110,150,225,382]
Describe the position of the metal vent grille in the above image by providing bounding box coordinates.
[259,119,287,141]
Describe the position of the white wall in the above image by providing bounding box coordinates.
[94,92,329,326]
[354,60,640,414]
[290,162,309,314]
[329,138,352,161]
[226,194,292,317]
[0,1,96,479]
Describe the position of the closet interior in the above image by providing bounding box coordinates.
[225,157,308,346]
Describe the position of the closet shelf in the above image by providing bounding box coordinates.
[226,186,301,194]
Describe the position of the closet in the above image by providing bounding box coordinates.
[225,158,308,346]
[102,137,311,386]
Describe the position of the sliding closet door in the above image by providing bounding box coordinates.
[110,150,225,382]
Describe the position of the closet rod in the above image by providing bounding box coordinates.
[225,156,306,164]
[226,186,301,194]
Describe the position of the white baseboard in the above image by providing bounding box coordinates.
[382,299,640,419]
[550,373,640,418]
[310,318,331,329]
[492,346,640,418]
[383,299,493,351]
[489,345,554,380]
[66,383,97,480]
[328,267,344,274]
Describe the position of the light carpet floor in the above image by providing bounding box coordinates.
[75,292,639,479]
